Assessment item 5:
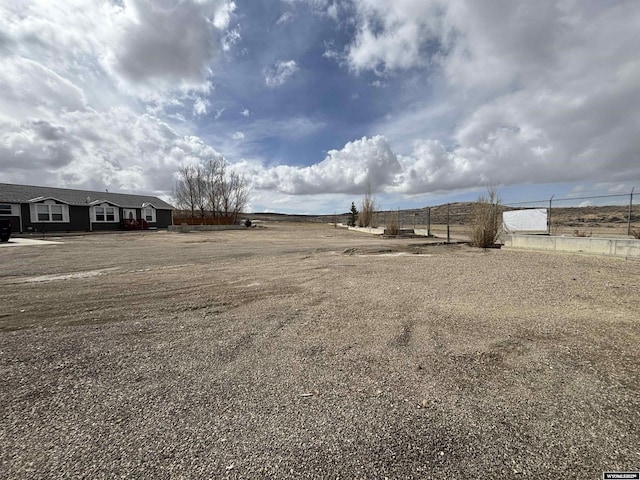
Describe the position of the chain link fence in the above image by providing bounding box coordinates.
[342,187,639,241]
[502,188,638,238]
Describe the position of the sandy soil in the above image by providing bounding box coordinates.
[1,223,639,479]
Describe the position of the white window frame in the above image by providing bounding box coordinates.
[29,200,70,223]
[123,208,137,221]
[0,204,19,216]
[142,206,156,223]
[92,203,120,223]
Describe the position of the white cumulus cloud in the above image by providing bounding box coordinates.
[276,11,295,25]
[0,0,238,198]
[265,60,299,87]
[0,107,227,194]
[249,136,401,195]
[110,0,234,88]
[193,97,210,116]
[346,0,444,73]
[348,0,640,192]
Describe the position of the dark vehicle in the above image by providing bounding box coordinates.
[0,219,12,242]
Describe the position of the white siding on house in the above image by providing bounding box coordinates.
[142,206,156,222]
[29,200,70,223]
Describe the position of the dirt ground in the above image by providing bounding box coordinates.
[1,223,639,479]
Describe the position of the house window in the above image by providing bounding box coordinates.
[32,202,69,222]
[0,204,12,215]
[93,205,118,222]
[143,207,155,222]
[38,204,63,221]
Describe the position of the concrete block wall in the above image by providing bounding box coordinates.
[503,234,640,258]
[335,223,386,235]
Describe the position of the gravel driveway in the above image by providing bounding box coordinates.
[1,223,639,479]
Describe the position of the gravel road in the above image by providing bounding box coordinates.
[1,223,639,479]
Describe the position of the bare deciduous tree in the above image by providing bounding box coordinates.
[359,190,377,227]
[195,166,207,219]
[229,170,250,223]
[203,157,223,217]
[173,164,201,221]
[174,157,250,223]
[217,159,232,217]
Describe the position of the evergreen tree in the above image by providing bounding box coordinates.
[348,202,359,227]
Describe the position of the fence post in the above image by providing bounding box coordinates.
[447,203,450,243]
[426,207,431,237]
[548,195,554,235]
[628,187,635,236]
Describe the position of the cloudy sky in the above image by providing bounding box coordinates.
[1,0,639,213]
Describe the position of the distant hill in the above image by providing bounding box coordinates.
[176,202,638,230]
[248,202,638,228]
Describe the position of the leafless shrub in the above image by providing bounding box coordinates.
[358,191,377,227]
[470,186,501,248]
[631,228,640,239]
[385,211,399,236]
